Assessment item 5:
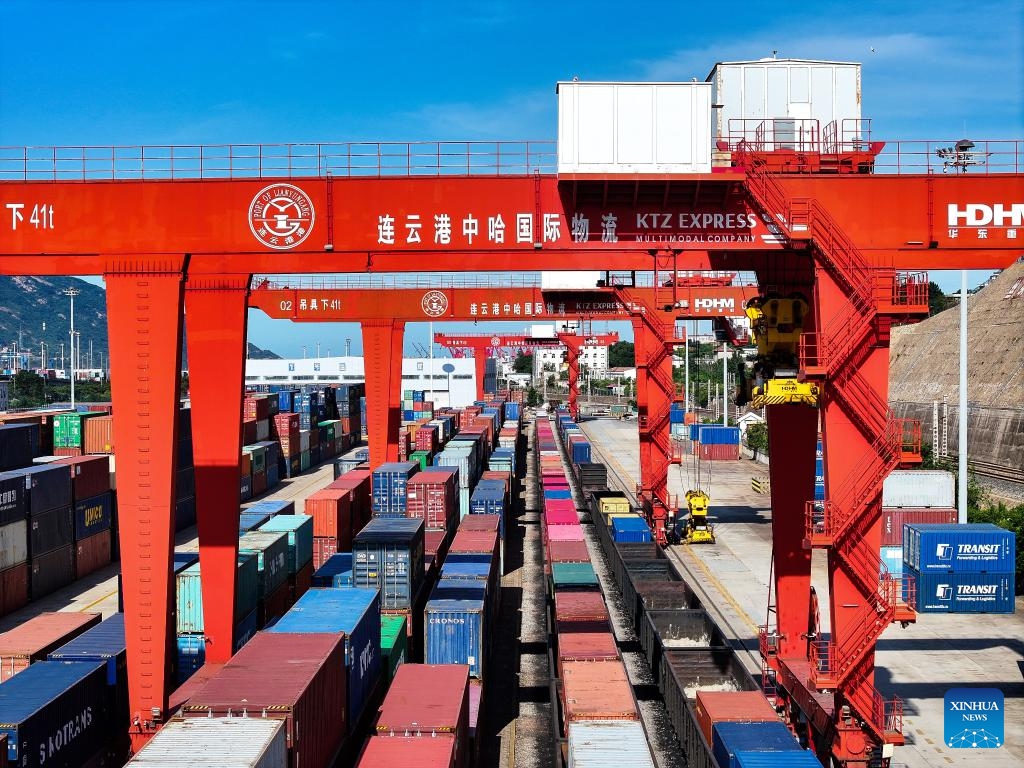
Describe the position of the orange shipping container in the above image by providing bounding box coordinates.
[83,415,115,454]
[560,660,638,727]
[305,488,355,544]
[694,690,779,745]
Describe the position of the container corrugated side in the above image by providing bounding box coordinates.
[904,523,1015,572]
[882,470,955,508]
[0,520,28,570]
[181,632,347,768]
[733,750,825,768]
[259,512,315,574]
[694,690,778,746]
[355,735,456,768]
[907,568,1015,613]
[0,612,101,682]
[567,719,656,768]
[711,721,800,768]
[376,663,469,765]
[127,717,288,767]
[560,660,638,725]
[379,615,407,684]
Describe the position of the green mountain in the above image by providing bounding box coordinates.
[0,276,107,369]
[0,276,280,369]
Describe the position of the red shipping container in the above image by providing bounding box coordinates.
[0,563,29,618]
[414,426,439,453]
[55,455,111,501]
[279,432,301,458]
[406,470,458,530]
[449,529,499,558]
[243,396,271,422]
[698,443,740,461]
[694,690,779,745]
[251,470,267,496]
[881,507,958,546]
[560,660,638,728]
[547,540,590,564]
[273,413,300,437]
[82,415,115,454]
[467,679,483,765]
[356,735,456,768]
[555,592,609,625]
[290,559,314,604]
[240,452,252,478]
[74,529,112,579]
[168,661,223,718]
[181,633,347,768]
[0,612,102,682]
[260,579,292,628]
[376,664,469,766]
[425,529,450,564]
[557,630,618,664]
[458,514,499,534]
[54,446,82,457]
[313,536,340,570]
[331,470,372,528]
[544,508,578,526]
[242,419,258,445]
[306,488,354,542]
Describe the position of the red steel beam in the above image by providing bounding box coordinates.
[362,320,405,466]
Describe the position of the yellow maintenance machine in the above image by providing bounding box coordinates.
[739,294,820,408]
[682,489,715,544]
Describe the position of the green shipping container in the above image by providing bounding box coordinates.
[380,614,408,683]
[238,530,289,599]
[300,450,311,472]
[550,562,600,589]
[410,450,431,471]
[176,553,259,633]
[52,412,103,448]
[243,444,266,474]
[318,420,339,440]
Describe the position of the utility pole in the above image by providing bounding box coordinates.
[60,342,65,369]
[722,341,728,427]
[958,272,968,523]
[63,288,79,408]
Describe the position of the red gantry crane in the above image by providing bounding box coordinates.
[0,116,1020,766]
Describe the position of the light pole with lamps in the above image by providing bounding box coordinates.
[63,287,79,408]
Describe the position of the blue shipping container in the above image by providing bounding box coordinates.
[734,750,824,768]
[570,441,592,464]
[907,568,1015,613]
[904,523,1015,573]
[353,518,424,610]
[258,513,314,574]
[0,472,28,526]
[176,553,259,632]
[712,721,801,768]
[697,426,741,445]
[544,489,572,500]
[312,553,354,587]
[239,474,252,502]
[175,609,259,685]
[880,546,903,577]
[268,587,382,730]
[239,510,272,533]
[425,580,488,679]
[0,659,112,768]
[248,499,295,516]
[49,613,126,686]
[73,492,113,541]
[11,464,72,515]
[0,424,35,472]
[612,516,653,543]
[372,461,419,515]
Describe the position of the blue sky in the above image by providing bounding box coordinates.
[2,0,1021,356]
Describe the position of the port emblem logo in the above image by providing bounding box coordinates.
[490,336,502,346]
[945,688,1003,748]
[421,291,449,317]
[249,184,315,249]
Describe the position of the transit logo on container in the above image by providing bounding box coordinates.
[936,543,953,560]
[248,183,315,249]
[945,688,1003,748]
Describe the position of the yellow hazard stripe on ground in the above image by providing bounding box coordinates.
[751,477,770,494]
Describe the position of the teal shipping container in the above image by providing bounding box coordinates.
[238,530,289,599]
[175,553,259,633]
[258,513,314,575]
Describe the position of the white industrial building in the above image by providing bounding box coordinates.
[532,344,609,379]
[243,357,480,408]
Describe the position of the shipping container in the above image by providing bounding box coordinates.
[355,735,456,768]
[175,609,258,685]
[8,465,72,515]
[907,568,1015,613]
[75,529,112,579]
[53,455,110,503]
[306,489,354,542]
[52,412,104,449]
[0,425,35,472]
[0,520,28,571]
[881,507,957,546]
[550,563,600,591]
[380,615,408,684]
[125,717,288,768]
[353,519,425,610]
[560,660,638,725]
[0,562,29,617]
[406,468,459,531]
[313,553,353,588]
[612,516,653,543]
[0,474,27,527]
[181,633,347,768]
[269,587,382,730]
[371,462,419,516]
[0,612,101,683]
[258,514,314,575]
[0,660,112,768]
[711,721,801,768]
[376,664,469,767]
[882,470,956,508]
[29,544,75,600]
[557,630,619,670]
[425,582,488,679]
[733,751,825,768]
[695,691,779,746]
[176,554,259,633]
[567,720,656,768]
[904,523,1016,572]
[29,505,73,557]
[238,531,290,599]
[72,492,113,541]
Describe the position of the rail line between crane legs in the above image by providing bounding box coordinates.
[583,422,763,677]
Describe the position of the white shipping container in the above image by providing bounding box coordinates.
[557,81,712,174]
[256,419,270,442]
[0,519,28,570]
[299,430,311,453]
[126,716,287,767]
[707,59,861,148]
[882,470,956,509]
[568,720,657,768]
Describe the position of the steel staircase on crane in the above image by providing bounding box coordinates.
[738,146,920,744]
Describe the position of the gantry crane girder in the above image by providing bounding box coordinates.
[1,142,1021,761]
[431,330,619,416]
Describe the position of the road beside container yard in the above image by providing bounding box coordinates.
[581,416,1024,768]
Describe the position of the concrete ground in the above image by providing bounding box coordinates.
[582,416,1024,768]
